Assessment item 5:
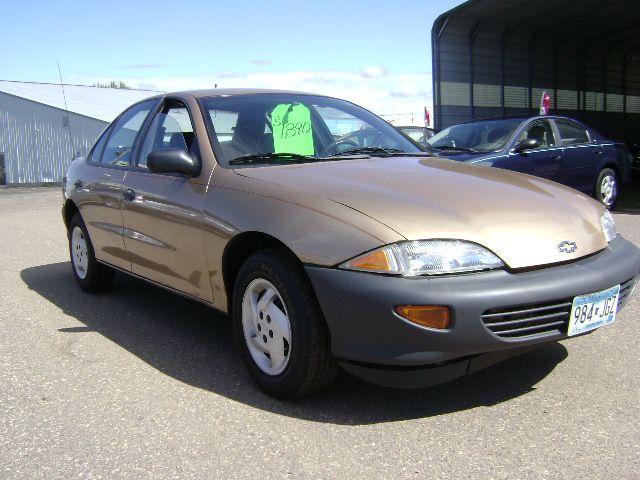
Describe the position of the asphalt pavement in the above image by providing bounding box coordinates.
[1,187,639,479]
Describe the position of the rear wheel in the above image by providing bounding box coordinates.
[596,168,618,210]
[232,249,338,398]
[68,214,115,292]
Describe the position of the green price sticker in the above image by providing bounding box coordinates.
[271,103,314,155]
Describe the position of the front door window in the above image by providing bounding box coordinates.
[517,120,556,148]
[137,102,195,169]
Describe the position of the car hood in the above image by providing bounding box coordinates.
[429,150,495,162]
[235,156,608,269]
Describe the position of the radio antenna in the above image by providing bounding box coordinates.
[57,61,76,155]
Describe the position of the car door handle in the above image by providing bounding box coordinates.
[595,150,604,155]
[551,155,562,161]
[122,189,136,201]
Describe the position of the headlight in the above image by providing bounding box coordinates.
[601,211,617,243]
[340,240,504,276]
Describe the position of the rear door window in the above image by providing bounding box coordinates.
[555,120,590,146]
[95,99,157,166]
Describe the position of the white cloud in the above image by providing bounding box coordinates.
[68,69,434,126]
[360,65,388,78]
[389,80,428,98]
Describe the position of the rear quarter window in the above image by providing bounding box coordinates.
[87,128,110,163]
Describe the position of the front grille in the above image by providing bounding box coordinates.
[481,276,638,340]
[481,300,572,339]
[617,276,638,310]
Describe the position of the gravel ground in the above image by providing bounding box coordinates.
[1,186,639,479]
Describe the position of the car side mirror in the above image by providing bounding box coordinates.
[147,149,195,176]
[513,138,540,153]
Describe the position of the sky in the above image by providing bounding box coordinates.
[2,0,463,124]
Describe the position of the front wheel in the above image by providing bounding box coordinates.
[68,213,115,292]
[232,249,338,398]
[595,168,618,210]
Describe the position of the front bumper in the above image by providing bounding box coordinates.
[305,236,640,388]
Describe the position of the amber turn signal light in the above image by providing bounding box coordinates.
[347,250,393,272]
[394,305,450,329]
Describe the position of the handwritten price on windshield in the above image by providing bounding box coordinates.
[273,117,311,139]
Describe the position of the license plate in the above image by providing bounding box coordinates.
[568,285,620,336]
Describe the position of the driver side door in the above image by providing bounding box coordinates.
[120,98,211,301]
[499,119,565,183]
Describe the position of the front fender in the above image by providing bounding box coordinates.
[202,169,405,311]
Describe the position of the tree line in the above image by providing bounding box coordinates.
[92,81,130,89]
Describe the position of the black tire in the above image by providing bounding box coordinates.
[232,248,339,398]
[68,213,115,292]
[595,168,618,210]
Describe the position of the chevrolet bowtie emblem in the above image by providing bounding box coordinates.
[558,241,578,253]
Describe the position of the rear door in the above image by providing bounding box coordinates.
[77,99,157,271]
[120,98,211,301]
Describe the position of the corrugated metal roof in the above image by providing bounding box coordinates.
[0,80,162,122]
[431,0,640,140]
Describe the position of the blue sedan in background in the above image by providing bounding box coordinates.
[426,116,632,209]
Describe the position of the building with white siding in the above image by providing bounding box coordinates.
[0,81,160,185]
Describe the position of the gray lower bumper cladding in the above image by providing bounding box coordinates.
[305,236,640,388]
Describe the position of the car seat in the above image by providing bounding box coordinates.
[168,132,188,151]
[527,125,547,146]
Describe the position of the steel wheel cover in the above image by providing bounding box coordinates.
[241,278,292,375]
[71,226,89,280]
[600,175,617,206]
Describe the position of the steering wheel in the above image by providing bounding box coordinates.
[320,139,359,156]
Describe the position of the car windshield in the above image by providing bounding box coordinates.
[427,118,522,153]
[199,94,421,166]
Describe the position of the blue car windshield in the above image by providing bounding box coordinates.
[427,118,523,152]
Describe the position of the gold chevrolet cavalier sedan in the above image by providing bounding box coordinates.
[62,89,640,398]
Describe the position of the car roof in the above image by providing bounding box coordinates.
[167,88,321,99]
[459,114,577,125]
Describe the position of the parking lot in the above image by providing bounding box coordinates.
[1,186,639,479]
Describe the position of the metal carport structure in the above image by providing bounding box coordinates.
[432,0,640,145]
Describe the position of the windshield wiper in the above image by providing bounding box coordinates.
[327,146,406,157]
[229,152,317,165]
[229,147,421,165]
[328,146,433,157]
[430,146,478,153]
